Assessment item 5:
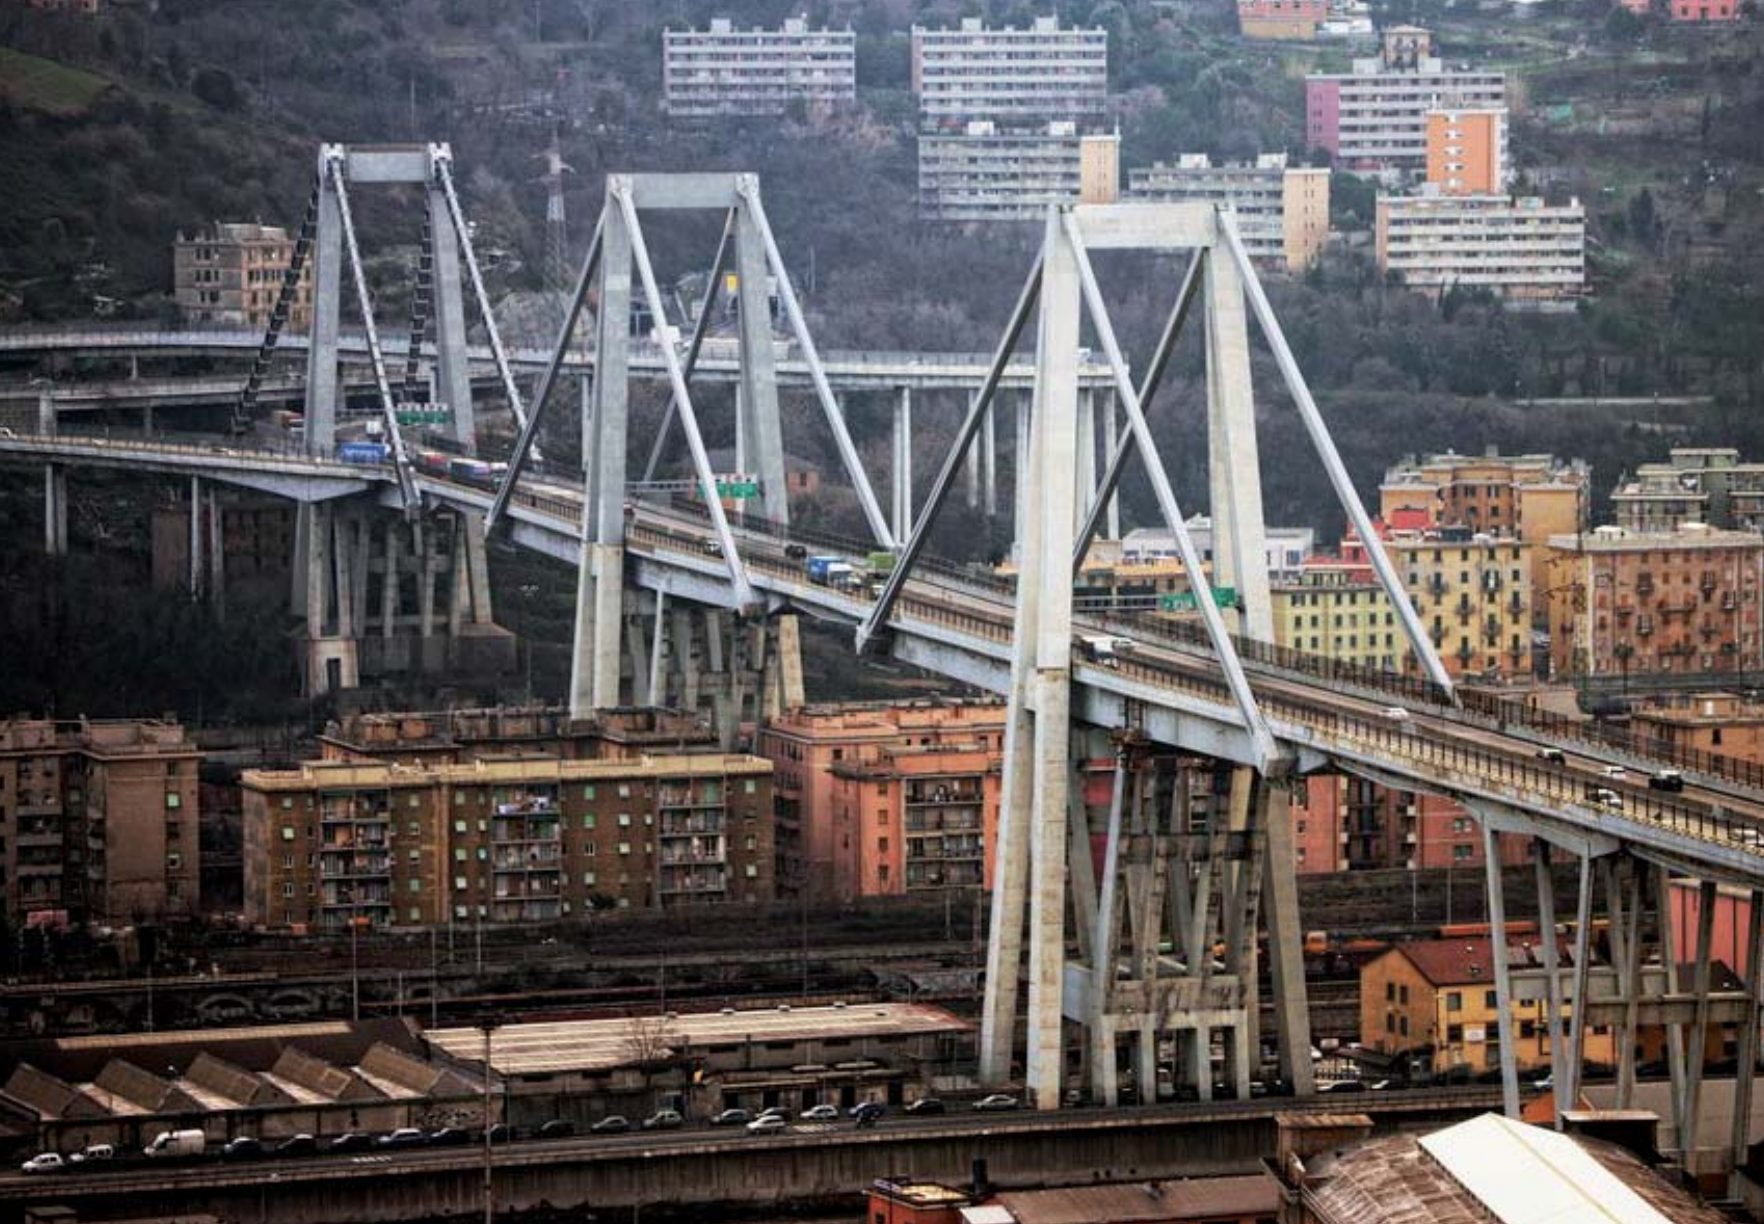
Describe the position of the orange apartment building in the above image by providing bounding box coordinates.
[1425,106,1508,196]
[173,222,312,333]
[1546,524,1764,684]
[1293,777,1530,874]
[1631,692,1764,764]
[1380,451,1589,617]
[759,701,1005,902]
[242,753,774,930]
[1237,0,1327,40]
[0,719,201,924]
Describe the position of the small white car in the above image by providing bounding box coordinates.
[1382,706,1410,722]
[745,1114,789,1135]
[21,1153,65,1175]
[799,1104,840,1121]
[1600,765,1627,780]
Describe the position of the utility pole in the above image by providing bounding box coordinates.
[479,1020,497,1224]
[351,915,361,1022]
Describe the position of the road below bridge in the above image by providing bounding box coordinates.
[0,1089,1502,1224]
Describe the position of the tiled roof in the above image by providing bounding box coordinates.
[993,1174,1281,1224]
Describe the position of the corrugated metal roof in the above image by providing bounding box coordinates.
[1309,1114,1727,1224]
[991,1174,1281,1224]
[427,1003,967,1076]
[1421,1115,1672,1224]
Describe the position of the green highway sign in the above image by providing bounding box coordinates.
[1159,586,1239,613]
[707,479,760,500]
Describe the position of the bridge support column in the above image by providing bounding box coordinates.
[298,501,360,696]
[1482,824,1520,1119]
[1075,387,1096,535]
[1204,243,1271,639]
[1101,389,1119,540]
[43,463,67,557]
[1730,888,1764,1199]
[964,390,980,511]
[1011,390,1030,562]
[893,386,913,543]
[37,388,56,437]
[188,475,203,598]
[982,395,998,519]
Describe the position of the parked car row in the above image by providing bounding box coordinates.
[21,1097,1013,1173]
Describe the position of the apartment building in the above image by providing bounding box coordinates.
[911,17,1108,127]
[1360,937,1615,1075]
[241,754,774,930]
[1545,523,1764,684]
[1306,28,1505,171]
[1391,527,1533,679]
[1121,520,1316,579]
[315,706,713,767]
[27,0,100,12]
[1272,558,1400,672]
[662,17,856,118]
[1126,154,1331,271]
[1632,693,1764,765]
[0,719,201,924]
[1238,0,1328,39]
[1293,778,1532,873]
[173,222,311,333]
[1669,0,1739,18]
[1380,451,1589,613]
[759,701,1005,902]
[1424,106,1508,196]
[1375,193,1586,304]
[1612,448,1764,535]
[918,122,1119,222]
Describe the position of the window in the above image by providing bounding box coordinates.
[408,879,421,894]
[1386,982,1396,1002]
[455,848,467,862]
[455,792,466,806]
[1485,990,1498,1009]
[584,785,597,799]
[745,863,758,878]
[165,852,182,870]
[1399,1015,1409,1037]
[454,819,467,834]
[586,842,596,857]
[281,826,297,842]
[618,813,632,828]
[1398,984,1409,1004]
[165,793,182,809]
[583,871,597,886]
[617,783,631,799]
[744,779,757,794]
[1447,991,1463,1012]
[583,814,596,830]
[618,842,631,856]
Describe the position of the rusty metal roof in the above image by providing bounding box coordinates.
[990,1174,1281,1224]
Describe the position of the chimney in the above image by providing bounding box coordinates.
[1276,1112,1375,1168]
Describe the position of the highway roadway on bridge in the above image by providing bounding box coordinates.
[0,1087,1505,1201]
[4,430,1764,879]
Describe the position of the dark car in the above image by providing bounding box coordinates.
[325,1132,373,1154]
[274,1134,319,1158]
[851,1101,887,1122]
[535,1119,575,1140]
[590,1116,632,1135]
[1649,769,1685,792]
[785,543,809,561]
[377,1128,427,1150]
[903,1098,945,1116]
[488,1123,519,1144]
[220,1137,264,1162]
[710,1108,752,1127]
[1320,1080,1367,1094]
[428,1127,474,1147]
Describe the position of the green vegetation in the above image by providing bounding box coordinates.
[0,46,109,115]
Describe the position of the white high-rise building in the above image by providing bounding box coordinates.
[911,17,1109,126]
[918,121,1119,223]
[664,17,855,118]
[1127,153,1332,272]
[1376,194,1586,306]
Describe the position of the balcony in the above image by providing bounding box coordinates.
[906,812,983,834]
[494,847,563,870]
[905,783,985,806]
